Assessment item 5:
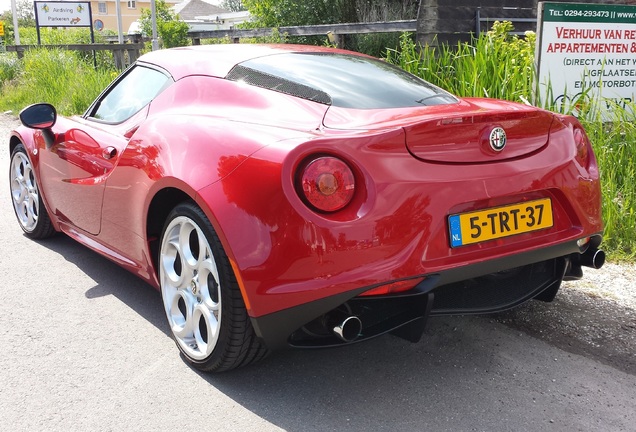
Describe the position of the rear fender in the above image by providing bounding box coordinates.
[99,114,311,295]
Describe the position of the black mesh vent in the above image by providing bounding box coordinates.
[226,65,332,105]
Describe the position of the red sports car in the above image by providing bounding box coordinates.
[9,44,604,372]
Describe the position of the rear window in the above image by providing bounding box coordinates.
[225,53,458,109]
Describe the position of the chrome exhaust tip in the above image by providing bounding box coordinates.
[332,316,362,342]
[581,248,605,269]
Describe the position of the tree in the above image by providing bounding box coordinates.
[243,0,417,28]
[0,0,37,43]
[241,0,418,52]
[139,0,190,48]
[220,0,246,12]
[243,0,344,27]
[16,0,36,27]
[0,0,36,33]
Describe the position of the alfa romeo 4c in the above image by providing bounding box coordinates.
[9,44,604,371]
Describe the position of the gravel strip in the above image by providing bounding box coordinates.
[566,262,636,308]
[494,264,636,375]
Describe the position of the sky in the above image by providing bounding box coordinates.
[1,0,12,15]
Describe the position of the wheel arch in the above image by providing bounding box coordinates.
[9,128,36,158]
[9,135,21,154]
[145,186,239,291]
[146,186,192,278]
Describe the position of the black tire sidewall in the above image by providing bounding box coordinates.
[9,144,54,239]
[159,201,245,371]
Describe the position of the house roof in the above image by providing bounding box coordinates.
[173,0,228,20]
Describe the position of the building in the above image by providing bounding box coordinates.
[89,0,245,34]
[88,0,180,33]
[173,0,225,21]
[172,0,250,32]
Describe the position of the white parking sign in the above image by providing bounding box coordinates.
[34,2,92,28]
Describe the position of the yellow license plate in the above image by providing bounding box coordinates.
[448,198,553,247]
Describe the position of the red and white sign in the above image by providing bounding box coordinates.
[536,2,636,116]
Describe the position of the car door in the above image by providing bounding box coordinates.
[36,64,172,235]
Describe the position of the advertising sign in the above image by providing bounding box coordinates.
[34,2,92,28]
[536,2,636,116]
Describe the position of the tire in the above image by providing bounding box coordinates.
[159,201,268,372]
[9,144,56,239]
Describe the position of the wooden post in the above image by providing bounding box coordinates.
[416,0,439,46]
[127,48,140,65]
[113,49,124,70]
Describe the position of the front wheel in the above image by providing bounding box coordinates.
[159,202,268,372]
[9,144,55,239]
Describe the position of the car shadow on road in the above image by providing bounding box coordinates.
[195,313,631,432]
[30,232,635,431]
[33,233,170,337]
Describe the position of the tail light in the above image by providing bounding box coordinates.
[573,127,589,164]
[298,156,355,212]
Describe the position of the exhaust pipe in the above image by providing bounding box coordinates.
[580,248,605,269]
[564,247,605,281]
[332,316,362,342]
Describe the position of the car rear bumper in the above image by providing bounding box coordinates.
[250,235,602,350]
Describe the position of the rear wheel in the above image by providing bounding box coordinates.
[159,202,268,372]
[9,144,55,239]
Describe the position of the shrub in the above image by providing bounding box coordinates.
[386,22,535,102]
[0,48,115,115]
[0,54,22,85]
[13,27,119,69]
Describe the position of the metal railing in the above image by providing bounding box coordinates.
[475,8,537,37]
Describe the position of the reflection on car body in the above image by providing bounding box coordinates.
[8,44,604,372]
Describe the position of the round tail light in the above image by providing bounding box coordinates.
[299,156,355,212]
[573,127,589,163]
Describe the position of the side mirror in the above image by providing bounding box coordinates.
[19,103,57,129]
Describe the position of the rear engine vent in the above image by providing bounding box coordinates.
[226,65,332,105]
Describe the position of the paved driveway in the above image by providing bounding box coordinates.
[1,115,634,431]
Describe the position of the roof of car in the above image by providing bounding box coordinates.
[137,44,365,81]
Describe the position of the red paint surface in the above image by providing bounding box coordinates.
[13,45,603,319]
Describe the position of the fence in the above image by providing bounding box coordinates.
[5,42,145,70]
[474,8,537,37]
[2,10,535,68]
[185,12,536,46]
[187,20,418,47]
[3,21,414,67]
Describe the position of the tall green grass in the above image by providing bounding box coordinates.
[386,22,535,102]
[0,54,22,84]
[386,23,636,259]
[0,48,116,115]
[0,23,634,259]
[583,113,636,257]
[14,27,119,69]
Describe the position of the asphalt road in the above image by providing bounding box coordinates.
[1,115,635,431]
